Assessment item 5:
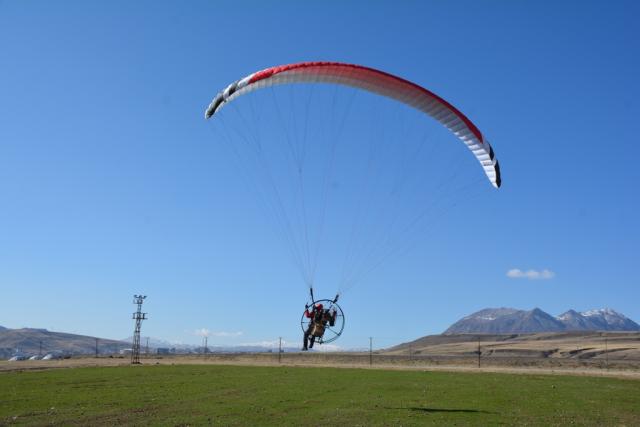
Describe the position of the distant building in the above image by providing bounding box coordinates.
[119,348,133,355]
[8,355,27,361]
[156,348,170,355]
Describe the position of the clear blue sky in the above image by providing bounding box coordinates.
[1,1,638,349]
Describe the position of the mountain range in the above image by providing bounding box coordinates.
[3,307,638,357]
[444,308,640,334]
[0,327,302,358]
[0,327,129,358]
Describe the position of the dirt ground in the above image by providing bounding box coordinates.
[2,353,640,380]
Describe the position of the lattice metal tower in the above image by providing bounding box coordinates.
[131,295,147,364]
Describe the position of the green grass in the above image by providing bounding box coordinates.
[1,365,639,426]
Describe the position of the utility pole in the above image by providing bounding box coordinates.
[204,337,208,357]
[95,338,99,358]
[477,339,481,368]
[39,340,43,357]
[605,336,609,369]
[369,337,373,366]
[278,337,282,363]
[131,295,147,365]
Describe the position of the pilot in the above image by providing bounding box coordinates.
[302,303,337,351]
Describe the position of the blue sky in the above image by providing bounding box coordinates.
[0,1,638,349]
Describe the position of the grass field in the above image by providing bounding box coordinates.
[2,364,639,426]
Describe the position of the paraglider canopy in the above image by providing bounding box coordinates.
[205,61,501,188]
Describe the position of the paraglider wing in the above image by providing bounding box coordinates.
[205,61,501,188]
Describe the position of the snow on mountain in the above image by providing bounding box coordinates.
[445,308,565,334]
[445,307,639,334]
[571,308,640,331]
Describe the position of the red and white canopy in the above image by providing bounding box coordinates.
[205,61,501,188]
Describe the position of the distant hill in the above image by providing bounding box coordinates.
[558,309,640,331]
[0,328,129,358]
[386,331,640,362]
[1,328,309,358]
[444,308,640,334]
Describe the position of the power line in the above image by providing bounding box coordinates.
[131,295,147,365]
